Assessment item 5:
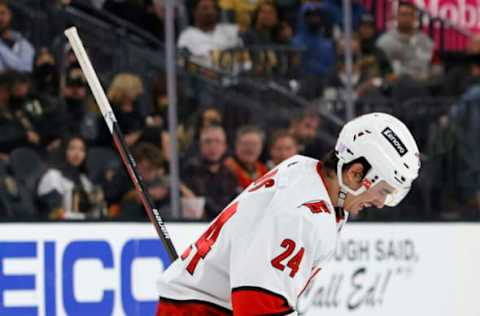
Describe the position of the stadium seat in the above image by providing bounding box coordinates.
[10,147,46,193]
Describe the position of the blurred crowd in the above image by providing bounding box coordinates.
[0,0,479,221]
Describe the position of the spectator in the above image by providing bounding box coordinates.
[9,72,63,153]
[102,142,189,219]
[295,1,334,37]
[289,109,328,159]
[143,0,186,40]
[142,0,167,38]
[0,0,35,73]
[178,0,242,67]
[64,47,80,70]
[241,1,280,46]
[239,1,294,75]
[143,72,192,160]
[442,35,480,96]
[292,2,336,78]
[193,106,223,142]
[276,0,301,35]
[0,73,40,156]
[225,125,267,190]
[324,34,384,101]
[324,0,366,31]
[97,73,145,147]
[0,74,18,155]
[182,125,236,219]
[266,129,298,169]
[218,0,261,32]
[59,67,100,146]
[358,13,392,77]
[37,135,106,220]
[102,143,167,218]
[104,0,183,40]
[181,105,224,161]
[376,1,434,80]
[275,21,293,44]
[33,48,60,97]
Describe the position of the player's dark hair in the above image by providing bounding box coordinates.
[322,150,338,173]
[322,150,371,178]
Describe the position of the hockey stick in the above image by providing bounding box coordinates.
[64,27,178,262]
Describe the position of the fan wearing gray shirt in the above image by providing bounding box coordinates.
[376,1,433,80]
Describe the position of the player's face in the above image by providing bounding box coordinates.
[344,180,395,215]
[341,162,396,214]
[270,136,298,165]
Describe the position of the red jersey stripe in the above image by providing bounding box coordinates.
[231,286,294,315]
[156,297,232,316]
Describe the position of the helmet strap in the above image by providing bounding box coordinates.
[337,188,347,208]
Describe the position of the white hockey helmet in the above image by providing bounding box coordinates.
[335,112,420,207]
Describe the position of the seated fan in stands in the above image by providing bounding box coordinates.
[224,125,268,191]
[177,0,243,68]
[36,135,106,220]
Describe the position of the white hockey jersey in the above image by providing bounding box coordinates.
[157,155,347,315]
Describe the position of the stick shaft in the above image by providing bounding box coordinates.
[64,27,178,262]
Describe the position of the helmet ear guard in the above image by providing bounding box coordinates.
[334,113,421,208]
[335,156,371,196]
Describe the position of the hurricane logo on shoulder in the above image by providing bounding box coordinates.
[299,200,331,214]
[381,127,408,157]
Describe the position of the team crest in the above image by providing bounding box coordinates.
[299,200,331,214]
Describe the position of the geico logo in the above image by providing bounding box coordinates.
[0,239,170,316]
[415,0,480,29]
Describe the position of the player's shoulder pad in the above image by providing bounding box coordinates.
[271,155,335,222]
[274,155,326,192]
[274,155,317,185]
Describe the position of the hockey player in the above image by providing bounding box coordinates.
[156,112,420,315]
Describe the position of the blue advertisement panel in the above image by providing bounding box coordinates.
[1,223,479,316]
[0,223,206,316]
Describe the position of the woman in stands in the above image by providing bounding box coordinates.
[36,135,106,220]
[96,73,145,147]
